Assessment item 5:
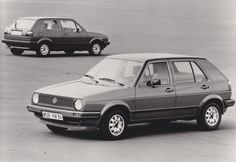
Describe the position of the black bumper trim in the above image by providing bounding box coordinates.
[224,99,235,107]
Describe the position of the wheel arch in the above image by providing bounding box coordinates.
[98,101,131,126]
[199,94,224,114]
[89,38,105,48]
[37,38,53,46]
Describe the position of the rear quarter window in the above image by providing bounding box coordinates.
[197,59,227,81]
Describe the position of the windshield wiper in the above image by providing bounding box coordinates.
[99,77,124,86]
[84,74,98,83]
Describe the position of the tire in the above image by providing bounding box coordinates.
[89,42,102,56]
[197,102,222,131]
[10,48,24,55]
[36,42,51,57]
[100,110,127,140]
[64,50,75,55]
[46,125,67,133]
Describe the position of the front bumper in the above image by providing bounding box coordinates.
[2,39,36,50]
[27,104,101,131]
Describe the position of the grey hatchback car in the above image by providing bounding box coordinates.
[27,53,235,139]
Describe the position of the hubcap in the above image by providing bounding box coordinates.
[109,114,125,136]
[92,44,101,55]
[40,44,49,55]
[205,106,219,126]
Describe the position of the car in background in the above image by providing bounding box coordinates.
[2,17,110,56]
[27,53,235,139]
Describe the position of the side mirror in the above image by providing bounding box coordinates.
[146,73,161,87]
[76,28,80,32]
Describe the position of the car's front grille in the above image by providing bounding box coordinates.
[38,94,75,110]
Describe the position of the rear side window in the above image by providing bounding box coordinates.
[197,59,227,81]
[10,19,36,30]
[190,62,207,82]
[41,20,60,31]
[172,62,194,83]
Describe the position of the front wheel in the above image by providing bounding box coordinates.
[36,42,51,57]
[100,110,127,140]
[10,48,24,55]
[89,42,102,56]
[46,125,67,133]
[197,102,222,131]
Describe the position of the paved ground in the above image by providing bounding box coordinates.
[0,0,236,162]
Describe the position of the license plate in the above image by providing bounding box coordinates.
[42,111,63,121]
[11,30,22,35]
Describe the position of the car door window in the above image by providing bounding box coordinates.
[190,62,207,82]
[139,62,170,87]
[172,61,194,83]
[60,20,77,32]
[41,20,60,31]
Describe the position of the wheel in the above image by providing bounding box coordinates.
[64,50,75,55]
[89,42,102,56]
[10,48,24,55]
[36,42,51,56]
[197,102,222,130]
[46,125,67,133]
[100,110,127,140]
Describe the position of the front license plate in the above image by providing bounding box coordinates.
[11,30,22,35]
[42,111,63,121]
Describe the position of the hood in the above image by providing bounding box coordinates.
[36,80,122,99]
[87,32,107,38]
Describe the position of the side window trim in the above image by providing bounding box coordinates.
[137,60,171,87]
[190,61,208,81]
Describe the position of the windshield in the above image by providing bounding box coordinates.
[10,19,36,30]
[84,58,143,86]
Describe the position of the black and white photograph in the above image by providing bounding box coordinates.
[0,0,235,161]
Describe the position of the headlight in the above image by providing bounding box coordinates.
[32,93,39,104]
[74,99,83,110]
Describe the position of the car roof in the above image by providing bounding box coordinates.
[20,17,74,20]
[107,53,205,62]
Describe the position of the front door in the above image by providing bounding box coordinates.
[39,19,63,49]
[59,19,88,50]
[135,60,176,120]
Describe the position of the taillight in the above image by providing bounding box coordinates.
[4,28,11,34]
[227,80,232,91]
[25,31,33,36]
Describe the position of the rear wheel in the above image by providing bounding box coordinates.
[197,102,222,130]
[100,110,127,140]
[64,50,75,55]
[89,42,102,56]
[10,48,24,55]
[46,125,67,133]
[36,42,51,57]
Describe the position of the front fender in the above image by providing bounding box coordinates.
[100,100,130,116]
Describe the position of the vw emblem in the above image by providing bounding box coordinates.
[52,97,57,104]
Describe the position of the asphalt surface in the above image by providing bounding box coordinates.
[0,0,236,162]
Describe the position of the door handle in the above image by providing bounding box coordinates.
[201,84,209,89]
[165,88,174,93]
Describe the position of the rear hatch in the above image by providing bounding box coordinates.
[4,18,36,41]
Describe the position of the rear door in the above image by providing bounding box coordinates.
[135,60,176,120]
[170,59,211,116]
[59,19,88,50]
